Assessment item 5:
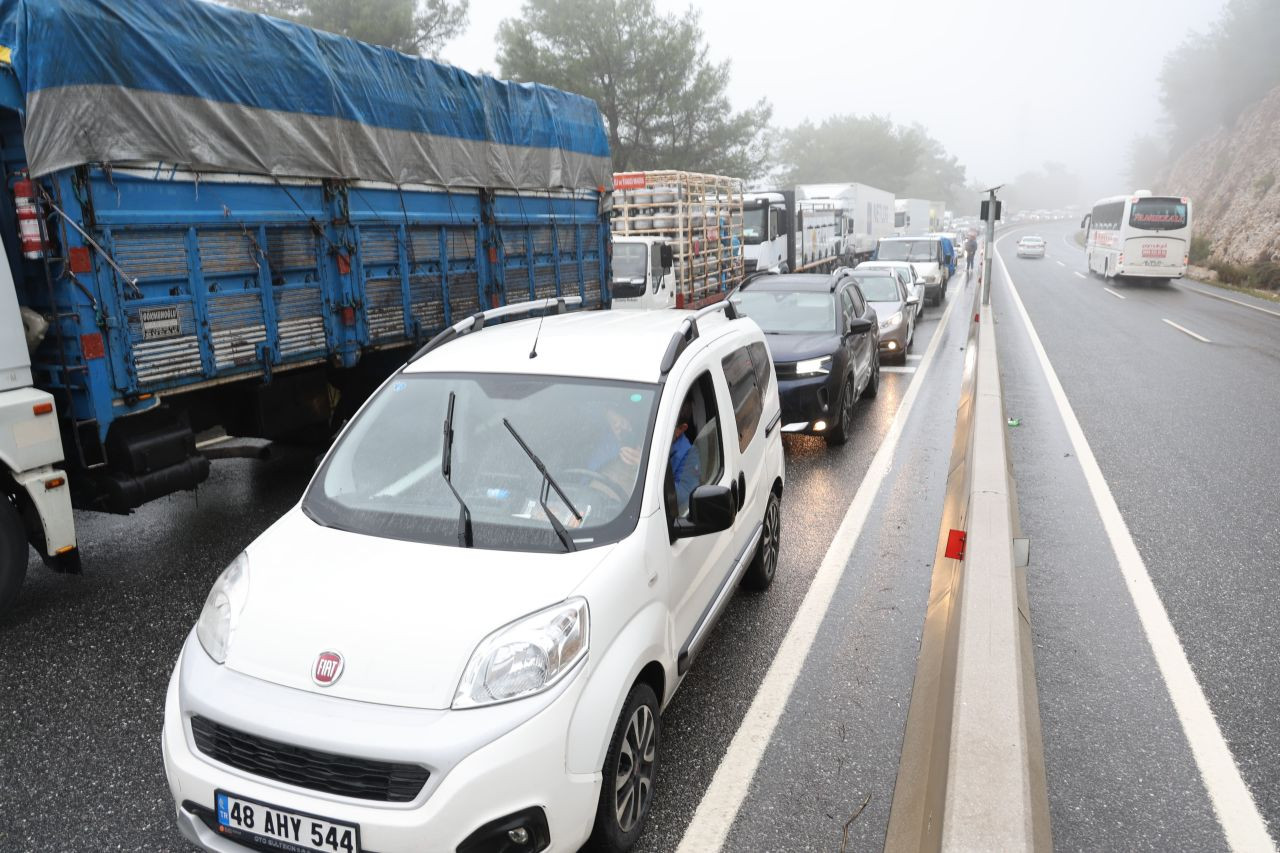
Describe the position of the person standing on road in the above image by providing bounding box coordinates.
[965,235,978,272]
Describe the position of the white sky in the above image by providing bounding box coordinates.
[440,0,1227,194]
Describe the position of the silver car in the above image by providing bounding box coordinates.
[848,270,917,362]
[855,260,925,318]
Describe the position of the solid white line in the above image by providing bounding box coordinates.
[880,365,917,374]
[1176,282,1280,319]
[996,248,1275,853]
[1104,288,1126,300]
[1162,318,1212,343]
[675,271,964,853]
[1073,271,1087,279]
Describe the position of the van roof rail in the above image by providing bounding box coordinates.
[408,296,582,363]
[659,299,740,376]
[739,270,776,288]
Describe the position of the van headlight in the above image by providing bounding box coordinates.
[795,356,832,376]
[453,598,589,708]
[195,552,250,664]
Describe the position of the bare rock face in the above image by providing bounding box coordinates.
[1162,84,1280,266]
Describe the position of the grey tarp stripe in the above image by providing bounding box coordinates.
[24,85,613,190]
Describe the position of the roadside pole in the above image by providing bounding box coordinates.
[981,186,1002,305]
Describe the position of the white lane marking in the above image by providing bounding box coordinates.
[1162,318,1212,343]
[675,272,964,853]
[1104,288,1126,300]
[906,354,923,362]
[1056,260,1066,267]
[997,247,1275,853]
[880,365,917,374]
[1073,271,1087,279]
[1176,282,1280,319]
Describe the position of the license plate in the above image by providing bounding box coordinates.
[215,791,361,853]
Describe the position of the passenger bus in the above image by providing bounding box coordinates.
[1082,191,1192,280]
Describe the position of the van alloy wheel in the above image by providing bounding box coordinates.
[614,705,656,832]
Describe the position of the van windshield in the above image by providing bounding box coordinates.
[878,240,936,262]
[304,373,659,552]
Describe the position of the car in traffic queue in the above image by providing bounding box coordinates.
[874,236,949,306]
[1016,235,1047,258]
[729,271,880,446]
[844,269,918,363]
[853,260,926,319]
[161,297,786,853]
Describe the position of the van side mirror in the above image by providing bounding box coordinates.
[671,484,736,539]
[660,244,674,271]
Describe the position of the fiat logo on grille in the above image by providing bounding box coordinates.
[312,651,344,687]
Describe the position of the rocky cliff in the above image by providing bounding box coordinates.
[1162,84,1280,266]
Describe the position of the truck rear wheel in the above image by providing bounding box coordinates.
[0,496,28,614]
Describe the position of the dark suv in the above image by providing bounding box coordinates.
[729,271,880,445]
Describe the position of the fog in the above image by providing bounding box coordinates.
[441,0,1227,201]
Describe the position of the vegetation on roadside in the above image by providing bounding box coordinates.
[497,0,772,178]
[223,0,469,56]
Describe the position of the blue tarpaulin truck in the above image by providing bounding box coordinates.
[0,0,614,610]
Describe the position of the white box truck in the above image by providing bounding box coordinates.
[610,170,746,309]
[797,182,895,263]
[742,189,840,274]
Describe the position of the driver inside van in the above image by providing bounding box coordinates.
[587,406,643,491]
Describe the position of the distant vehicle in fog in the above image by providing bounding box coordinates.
[1082,192,1192,281]
[1016,236,1046,258]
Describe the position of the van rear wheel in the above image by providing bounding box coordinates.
[743,492,781,591]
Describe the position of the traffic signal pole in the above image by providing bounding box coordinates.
[981,186,1001,306]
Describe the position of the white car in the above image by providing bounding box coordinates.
[1016,236,1046,258]
[162,297,785,853]
[874,237,948,305]
[853,260,926,318]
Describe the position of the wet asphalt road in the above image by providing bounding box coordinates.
[0,285,963,852]
[992,222,1280,850]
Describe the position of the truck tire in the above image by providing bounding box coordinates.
[0,496,28,615]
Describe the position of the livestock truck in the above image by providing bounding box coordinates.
[610,170,745,309]
[796,182,895,264]
[742,190,840,274]
[0,0,613,611]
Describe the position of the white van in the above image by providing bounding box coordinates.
[163,298,785,853]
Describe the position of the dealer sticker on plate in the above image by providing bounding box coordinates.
[215,791,360,853]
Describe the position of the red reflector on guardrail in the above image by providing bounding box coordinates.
[945,529,967,560]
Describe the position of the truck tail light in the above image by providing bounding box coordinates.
[12,177,50,259]
[339,306,356,326]
[33,402,54,416]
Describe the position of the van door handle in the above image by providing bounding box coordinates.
[765,410,781,437]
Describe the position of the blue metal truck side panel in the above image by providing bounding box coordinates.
[12,166,609,452]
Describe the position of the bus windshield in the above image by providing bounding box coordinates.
[1129,198,1188,231]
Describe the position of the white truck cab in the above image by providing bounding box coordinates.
[1,255,77,611]
[610,237,676,310]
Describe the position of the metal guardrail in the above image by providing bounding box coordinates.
[884,286,1052,852]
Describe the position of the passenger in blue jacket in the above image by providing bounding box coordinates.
[669,405,701,517]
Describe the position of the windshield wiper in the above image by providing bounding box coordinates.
[502,418,583,552]
[441,391,474,547]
